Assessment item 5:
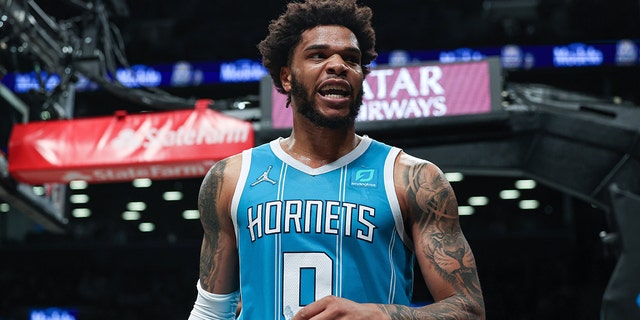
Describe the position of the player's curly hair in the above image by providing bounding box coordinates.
[258,0,377,95]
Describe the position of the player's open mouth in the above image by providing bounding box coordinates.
[318,84,350,99]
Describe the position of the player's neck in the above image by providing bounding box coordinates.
[282,125,360,168]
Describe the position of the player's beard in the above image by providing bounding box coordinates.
[290,74,363,129]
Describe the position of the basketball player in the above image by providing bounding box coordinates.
[188,0,485,319]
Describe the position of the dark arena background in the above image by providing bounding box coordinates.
[1,1,640,319]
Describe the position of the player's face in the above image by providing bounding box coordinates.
[281,25,364,129]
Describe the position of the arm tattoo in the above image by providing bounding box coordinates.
[377,304,420,320]
[378,298,476,320]
[198,160,227,292]
[401,162,485,319]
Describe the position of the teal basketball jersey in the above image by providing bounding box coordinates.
[231,136,415,320]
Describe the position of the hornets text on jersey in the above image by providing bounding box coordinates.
[231,136,415,320]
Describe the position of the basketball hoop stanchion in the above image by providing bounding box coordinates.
[600,184,640,320]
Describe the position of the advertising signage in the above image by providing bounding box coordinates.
[261,58,502,129]
[1,59,269,94]
[1,40,637,95]
[8,100,255,184]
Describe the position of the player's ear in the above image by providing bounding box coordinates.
[280,67,292,93]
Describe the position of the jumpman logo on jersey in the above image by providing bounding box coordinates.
[250,165,277,186]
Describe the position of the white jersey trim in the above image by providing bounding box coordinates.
[384,147,413,249]
[230,149,252,245]
[269,136,373,176]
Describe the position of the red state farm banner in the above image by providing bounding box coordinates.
[8,99,254,184]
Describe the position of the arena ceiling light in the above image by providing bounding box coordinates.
[163,191,183,201]
[122,211,141,221]
[31,186,45,196]
[69,194,89,204]
[458,206,475,216]
[69,180,88,190]
[132,178,152,188]
[515,179,537,189]
[468,196,489,206]
[519,199,540,210]
[499,189,521,199]
[138,222,155,232]
[445,172,464,182]
[72,208,91,218]
[127,201,147,211]
[182,210,199,220]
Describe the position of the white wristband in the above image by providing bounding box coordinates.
[188,279,240,320]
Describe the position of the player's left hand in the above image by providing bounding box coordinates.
[292,295,389,320]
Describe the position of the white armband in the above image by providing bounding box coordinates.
[188,279,240,320]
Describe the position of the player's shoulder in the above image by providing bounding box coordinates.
[199,153,244,208]
[395,151,439,170]
[202,153,243,186]
[393,150,450,184]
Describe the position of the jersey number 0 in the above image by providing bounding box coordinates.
[282,252,334,317]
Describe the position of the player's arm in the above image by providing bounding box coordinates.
[189,155,241,320]
[381,152,485,319]
[290,152,485,320]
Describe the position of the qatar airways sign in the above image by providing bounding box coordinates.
[267,59,499,128]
